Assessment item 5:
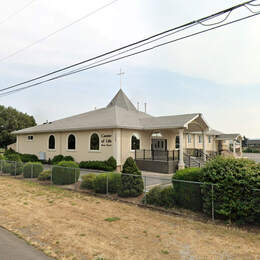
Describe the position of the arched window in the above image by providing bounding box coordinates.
[68,134,76,150]
[175,136,180,149]
[131,134,140,150]
[90,133,99,150]
[48,135,55,149]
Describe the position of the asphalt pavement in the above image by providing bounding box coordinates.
[0,227,53,260]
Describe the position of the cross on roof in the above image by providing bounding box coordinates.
[117,68,125,89]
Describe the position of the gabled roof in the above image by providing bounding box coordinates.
[107,89,137,111]
[13,89,208,134]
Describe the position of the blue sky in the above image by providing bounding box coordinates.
[0,0,260,137]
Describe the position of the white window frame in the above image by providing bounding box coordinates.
[131,133,141,152]
[67,133,77,151]
[48,134,56,151]
[89,132,101,152]
[187,134,192,144]
[27,135,34,141]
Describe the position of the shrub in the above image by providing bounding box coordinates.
[118,157,144,197]
[52,161,80,185]
[79,161,113,171]
[201,156,260,224]
[93,173,121,194]
[1,160,23,175]
[106,156,117,170]
[4,148,16,157]
[146,186,175,208]
[38,170,51,181]
[23,162,43,178]
[63,156,74,162]
[0,154,4,160]
[80,174,96,190]
[20,153,38,163]
[172,168,203,211]
[51,154,64,165]
[4,153,21,162]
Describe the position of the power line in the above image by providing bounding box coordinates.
[0,0,256,95]
[0,0,36,26]
[0,0,120,63]
[1,10,260,97]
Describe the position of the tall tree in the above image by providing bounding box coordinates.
[0,105,36,148]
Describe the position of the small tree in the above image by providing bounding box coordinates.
[118,157,144,197]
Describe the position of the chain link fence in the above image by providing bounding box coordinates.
[0,159,259,222]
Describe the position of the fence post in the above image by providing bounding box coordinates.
[50,167,53,185]
[144,176,147,205]
[143,149,145,160]
[31,164,33,179]
[189,155,191,167]
[74,168,77,191]
[14,161,17,178]
[106,174,109,196]
[211,184,215,222]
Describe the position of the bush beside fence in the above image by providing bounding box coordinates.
[52,161,80,185]
[23,162,43,178]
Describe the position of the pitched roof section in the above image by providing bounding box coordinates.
[141,114,200,130]
[107,89,137,111]
[13,90,209,134]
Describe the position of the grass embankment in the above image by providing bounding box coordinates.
[0,176,259,260]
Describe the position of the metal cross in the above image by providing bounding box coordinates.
[117,68,125,89]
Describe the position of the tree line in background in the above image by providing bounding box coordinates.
[0,105,36,148]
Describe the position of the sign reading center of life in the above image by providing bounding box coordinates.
[101,134,112,147]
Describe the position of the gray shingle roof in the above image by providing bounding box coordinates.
[13,90,205,134]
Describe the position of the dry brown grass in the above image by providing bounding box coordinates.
[0,176,260,260]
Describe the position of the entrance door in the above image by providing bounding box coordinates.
[152,139,167,151]
[151,139,167,160]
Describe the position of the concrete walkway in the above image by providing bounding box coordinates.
[0,227,53,260]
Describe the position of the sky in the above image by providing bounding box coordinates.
[0,0,260,138]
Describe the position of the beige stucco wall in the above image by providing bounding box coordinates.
[16,128,220,168]
[17,130,114,163]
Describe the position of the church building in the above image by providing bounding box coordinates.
[13,89,242,173]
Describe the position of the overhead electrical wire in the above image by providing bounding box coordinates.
[1,10,260,97]
[0,0,36,26]
[0,0,256,95]
[0,0,259,97]
[0,0,119,63]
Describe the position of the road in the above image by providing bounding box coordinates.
[0,227,53,260]
[243,153,260,163]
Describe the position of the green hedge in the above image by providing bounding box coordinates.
[20,154,38,163]
[52,161,80,185]
[201,156,260,224]
[1,160,23,175]
[38,170,51,181]
[146,186,175,208]
[80,174,96,190]
[79,161,114,171]
[118,157,144,197]
[51,155,64,165]
[23,162,43,178]
[172,168,203,211]
[93,173,121,194]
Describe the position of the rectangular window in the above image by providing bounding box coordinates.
[198,135,202,144]
[187,134,192,144]
[208,136,211,143]
[27,135,33,141]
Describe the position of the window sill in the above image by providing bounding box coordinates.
[88,150,101,153]
[48,149,56,152]
[66,149,77,152]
